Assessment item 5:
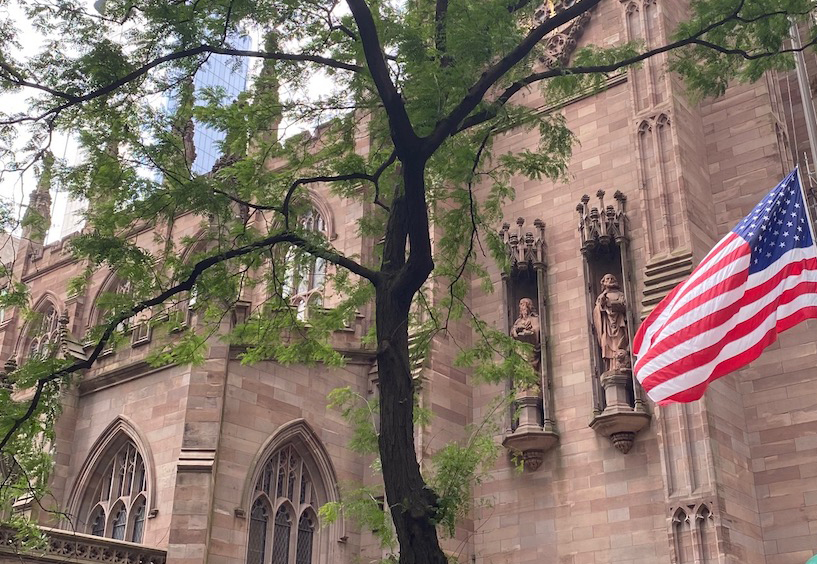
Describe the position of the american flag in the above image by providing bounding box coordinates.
[633,169,817,404]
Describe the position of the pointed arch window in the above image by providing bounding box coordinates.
[131,498,146,543]
[92,277,140,353]
[81,440,150,543]
[284,208,328,321]
[246,443,322,564]
[295,513,314,564]
[111,506,127,540]
[26,303,60,360]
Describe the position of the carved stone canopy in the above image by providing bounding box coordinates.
[576,189,628,253]
[534,2,595,69]
[499,218,547,271]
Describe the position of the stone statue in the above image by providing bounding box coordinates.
[592,274,630,373]
[511,297,541,372]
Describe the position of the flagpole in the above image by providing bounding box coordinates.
[796,165,817,238]
[789,20,817,178]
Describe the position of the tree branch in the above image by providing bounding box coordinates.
[0,61,79,102]
[457,1,812,133]
[423,0,603,154]
[0,229,379,454]
[0,45,361,126]
[345,0,420,154]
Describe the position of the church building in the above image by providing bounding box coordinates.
[0,1,816,563]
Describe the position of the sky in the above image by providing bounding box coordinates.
[0,1,86,240]
[1,1,335,243]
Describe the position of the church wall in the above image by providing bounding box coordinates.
[471,78,671,564]
[205,358,373,564]
[65,362,191,547]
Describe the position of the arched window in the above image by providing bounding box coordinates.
[246,444,321,564]
[26,303,60,360]
[81,441,149,542]
[284,208,327,321]
[91,276,139,352]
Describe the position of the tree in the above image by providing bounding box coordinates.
[0,0,815,562]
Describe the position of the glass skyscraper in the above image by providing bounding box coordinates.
[190,34,252,174]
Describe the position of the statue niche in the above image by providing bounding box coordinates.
[577,190,650,455]
[499,219,558,471]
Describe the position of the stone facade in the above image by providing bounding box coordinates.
[1,2,817,564]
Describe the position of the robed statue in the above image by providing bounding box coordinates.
[592,274,630,373]
[511,297,541,372]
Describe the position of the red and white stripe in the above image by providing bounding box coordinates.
[633,233,817,404]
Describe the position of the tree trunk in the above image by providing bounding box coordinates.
[375,157,446,564]
[376,289,447,564]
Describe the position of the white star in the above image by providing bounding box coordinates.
[795,235,801,241]
[780,242,786,247]
[787,221,793,227]
[798,226,803,232]
[795,203,801,208]
[784,231,789,237]
[748,231,754,237]
[792,212,798,217]
[774,230,779,236]
[766,252,772,257]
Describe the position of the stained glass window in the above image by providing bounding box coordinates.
[131,498,146,543]
[111,507,127,540]
[248,500,269,564]
[295,514,314,564]
[246,443,322,564]
[90,507,105,537]
[284,208,328,321]
[82,440,149,544]
[271,506,291,564]
[26,304,60,360]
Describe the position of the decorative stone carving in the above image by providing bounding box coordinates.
[499,218,558,470]
[577,190,651,454]
[21,152,54,246]
[576,189,628,253]
[592,274,630,373]
[0,526,167,564]
[511,297,541,372]
[533,2,595,70]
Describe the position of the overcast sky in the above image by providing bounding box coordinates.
[1,2,340,242]
[0,1,84,239]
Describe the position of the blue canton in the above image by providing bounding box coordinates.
[732,169,815,274]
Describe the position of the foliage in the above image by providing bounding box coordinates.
[0,0,815,561]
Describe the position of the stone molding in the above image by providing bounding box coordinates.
[177,448,216,473]
[640,249,694,318]
[0,526,166,564]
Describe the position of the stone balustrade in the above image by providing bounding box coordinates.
[0,526,166,564]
